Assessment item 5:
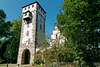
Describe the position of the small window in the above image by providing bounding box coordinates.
[26,31,29,36]
[32,4,34,7]
[28,6,30,9]
[27,20,31,24]
[56,34,57,39]
[25,8,26,10]
[40,24,42,29]
[29,13,31,16]
[25,13,27,16]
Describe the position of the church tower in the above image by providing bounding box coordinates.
[17,1,46,65]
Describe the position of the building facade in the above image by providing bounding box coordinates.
[50,26,67,46]
[17,1,46,65]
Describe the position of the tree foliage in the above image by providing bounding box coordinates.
[0,9,12,63]
[0,9,11,38]
[0,16,22,63]
[4,17,22,63]
[36,33,75,63]
[57,0,100,63]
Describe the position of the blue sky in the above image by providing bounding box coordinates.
[0,0,64,35]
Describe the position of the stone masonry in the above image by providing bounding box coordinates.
[17,1,46,65]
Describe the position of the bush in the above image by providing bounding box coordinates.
[34,58,44,65]
[0,58,4,63]
[73,57,86,67]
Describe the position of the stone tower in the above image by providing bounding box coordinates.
[17,1,46,65]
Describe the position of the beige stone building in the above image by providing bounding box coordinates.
[17,1,46,65]
[49,26,67,46]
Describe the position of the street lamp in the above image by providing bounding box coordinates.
[7,51,10,67]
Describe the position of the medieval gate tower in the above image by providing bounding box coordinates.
[17,1,46,65]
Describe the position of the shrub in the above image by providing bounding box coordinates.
[0,58,4,63]
[73,57,86,67]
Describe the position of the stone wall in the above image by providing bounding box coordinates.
[45,62,100,67]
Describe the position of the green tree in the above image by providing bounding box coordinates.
[57,0,100,64]
[0,9,11,39]
[4,17,22,63]
[0,9,12,63]
[36,33,75,63]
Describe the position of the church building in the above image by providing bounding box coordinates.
[49,26,67,46]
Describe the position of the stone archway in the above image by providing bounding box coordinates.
[21,49,30,64]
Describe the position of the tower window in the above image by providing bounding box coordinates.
[25,13,27,16]
[25,8,26,10]
[40,24,42,29]
[27,20,31,24]
[32,4,34,7]
[56,34,57,39]
[26,31,29,36]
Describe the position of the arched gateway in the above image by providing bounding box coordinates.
[17,1,46,65]
[21,49,30,64]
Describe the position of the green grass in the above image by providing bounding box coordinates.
[0,64,6,66]
[0,64,45,67]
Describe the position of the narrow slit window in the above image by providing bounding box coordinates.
[26,31,29,36]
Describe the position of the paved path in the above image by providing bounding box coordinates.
[0,64,32,67]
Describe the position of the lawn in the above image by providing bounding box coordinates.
[0,64,6,66]
[0,64,45,67]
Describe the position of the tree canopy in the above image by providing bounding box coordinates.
[4,17,22,63]
[0,10,22,63]
[57,0,100,63]
[0,9,11,39]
